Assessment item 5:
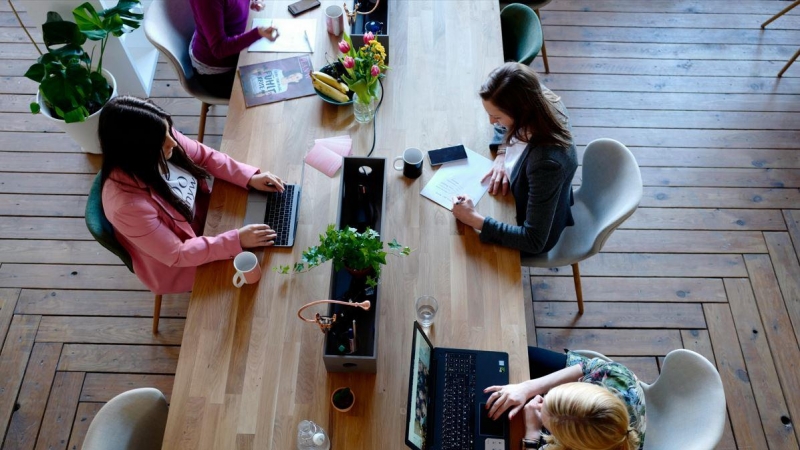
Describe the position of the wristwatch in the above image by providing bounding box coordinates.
[522,436,543,449]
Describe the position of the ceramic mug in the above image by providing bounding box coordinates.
[325,5,344,36]
[233,251,261,288]
[393,147,424,179]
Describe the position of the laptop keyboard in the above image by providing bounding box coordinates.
[441,352,477,450]
[263,184,296,246]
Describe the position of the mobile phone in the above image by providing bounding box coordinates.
[288,0,320,16]
[428,145,468,166]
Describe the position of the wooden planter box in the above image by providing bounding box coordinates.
[323,157,387,373]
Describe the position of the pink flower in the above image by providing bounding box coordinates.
[338,40,350,53]
[363,32,375,45]
[342,56,355,69]
[370,65,380,77]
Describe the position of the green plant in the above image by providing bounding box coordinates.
[24,1,143,123]
[275,225,411,288]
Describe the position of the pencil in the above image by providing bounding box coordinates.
[303,29,313,53]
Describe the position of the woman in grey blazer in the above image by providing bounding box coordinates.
[452,63,578,255]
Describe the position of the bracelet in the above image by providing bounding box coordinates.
[496,148,507,155]
[522,437,543,449]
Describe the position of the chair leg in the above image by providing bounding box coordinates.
[198,102,210,144]
[571,263,584,315]
[761,0,800,28]
[535,9,550,73]
[778,48,800,78]
[153,294,162,334]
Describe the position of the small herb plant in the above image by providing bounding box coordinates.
[275,225,411,288]
[25,1,143,123]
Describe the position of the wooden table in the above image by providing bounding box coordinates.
[161,1,529,448]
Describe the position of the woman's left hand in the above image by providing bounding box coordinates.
[249,0,265,11]
[452,195,484,230]
[248,172,285,193]
[523,396,545,440]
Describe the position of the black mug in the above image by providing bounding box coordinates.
[393,148,423,179]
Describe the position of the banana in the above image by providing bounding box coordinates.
[312,79,349,103]
[311,71,348,94]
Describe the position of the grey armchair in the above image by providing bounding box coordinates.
[82,388,169,450]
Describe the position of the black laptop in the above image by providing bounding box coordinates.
[242,164,304,247]
[405,321,510,450]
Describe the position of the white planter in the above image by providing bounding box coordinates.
[36,69,117,155]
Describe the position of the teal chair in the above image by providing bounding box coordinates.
[500,3,544,68]
[86,172,163,333]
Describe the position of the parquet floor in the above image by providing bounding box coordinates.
[0,1,798,449]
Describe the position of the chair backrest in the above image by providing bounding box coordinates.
[85,172,134,272]
[641,349,727,450]
[500,3,544,66]
[144,0,197,93]
[82,388,169,450]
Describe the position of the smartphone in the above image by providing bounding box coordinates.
[288,0,320,16]
[428,145,468,166]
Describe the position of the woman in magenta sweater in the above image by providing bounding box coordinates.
[189,0,278,97]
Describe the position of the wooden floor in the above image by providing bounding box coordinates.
[0,1,798,449]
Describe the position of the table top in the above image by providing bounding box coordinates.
[161,1,530,448]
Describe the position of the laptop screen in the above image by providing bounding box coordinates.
[406,324,433,450]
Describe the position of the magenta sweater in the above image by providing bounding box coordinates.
[189,0,261,69]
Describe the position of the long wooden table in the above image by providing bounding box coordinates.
[161,1,529,448]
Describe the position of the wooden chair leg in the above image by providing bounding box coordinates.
[571,263,584,315]
[535,9,550,73]
[778,48,800,78]
[761,0,800,28]
[153,294,162,334]
[198,102,210,143]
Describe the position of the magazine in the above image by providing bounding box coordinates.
[239,55,315,107]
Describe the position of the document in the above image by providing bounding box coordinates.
[249,19,316,53]
[420,147,493,211]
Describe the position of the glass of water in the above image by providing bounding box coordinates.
[415,295,439,328]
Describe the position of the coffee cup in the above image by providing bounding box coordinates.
[233,251,261,288]
[393,148,424,179]
[325,5,344,36]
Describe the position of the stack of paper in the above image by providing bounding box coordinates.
[305,136,353,177]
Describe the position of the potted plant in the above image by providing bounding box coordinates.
[275,224,411,288]
[24,0,143,153]
[331,387,355,413]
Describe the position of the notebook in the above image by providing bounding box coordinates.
[405,321,510,450]
[242,163,305,247]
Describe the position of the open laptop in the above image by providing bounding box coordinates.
[242,163,305,247]
[405,321,510,450]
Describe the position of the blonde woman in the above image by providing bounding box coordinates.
[485,348,645,449]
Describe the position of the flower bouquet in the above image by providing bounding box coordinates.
[338,32,388,122]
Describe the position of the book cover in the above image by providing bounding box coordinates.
[239,55,315,107]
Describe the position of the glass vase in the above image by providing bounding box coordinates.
[352,84,381,124]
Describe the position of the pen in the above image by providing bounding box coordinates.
[303,29,313,53]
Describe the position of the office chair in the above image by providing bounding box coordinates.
[500,3,544,68]
[522,139,643,314]
[518,0,552,72]
[81,388,169,450]
[144,0,229,142]
[572,349,727,450]
[86,172,163,333]
[761,0,800,77]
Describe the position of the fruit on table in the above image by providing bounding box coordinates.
[312,71,349,94]
[312,78,349,102]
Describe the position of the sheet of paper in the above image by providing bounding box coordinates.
[304,136,352,177]
[249,18,316,53]
[420,147,493,211]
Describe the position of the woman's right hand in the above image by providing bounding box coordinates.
[484,381,535,420]
[481,153,509,196]
[258,26,279,41]
[239,224,277,248]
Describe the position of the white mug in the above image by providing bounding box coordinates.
[325,5,344,37]
[233,251,261,288]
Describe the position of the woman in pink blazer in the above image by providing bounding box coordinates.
[99,96,284,294]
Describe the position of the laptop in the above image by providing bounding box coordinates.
[405,321,510,450]
[242,163,305,247]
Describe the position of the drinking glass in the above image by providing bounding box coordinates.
[415,295,438,328]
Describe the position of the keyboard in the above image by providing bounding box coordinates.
[441,352,477,450]
[263,184,297,247]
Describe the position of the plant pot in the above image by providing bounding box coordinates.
[345,266,374,278]
[36,69,117,154]
[331,387,355,412]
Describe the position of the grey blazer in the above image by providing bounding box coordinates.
[480,126,578,255]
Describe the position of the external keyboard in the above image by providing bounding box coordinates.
[441,352,477,450]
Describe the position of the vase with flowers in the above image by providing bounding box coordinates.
[337,31,388,123]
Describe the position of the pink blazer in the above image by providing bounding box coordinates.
[102,130,259,294]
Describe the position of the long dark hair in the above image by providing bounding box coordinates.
[99,96,210,221]
[479,62,572,148]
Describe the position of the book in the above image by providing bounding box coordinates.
[249,18,316,53]
[239,55,315,107]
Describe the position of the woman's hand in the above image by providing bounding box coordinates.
[452,195,484,230]
[484,382,532,420]
[481,154,510,196]
[523,396,545,440]
[249,0,264,11]
[248,172,285,193]
[257,26,279,41]
[239,224,277,248]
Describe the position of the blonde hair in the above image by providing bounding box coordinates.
[543,383,640,450]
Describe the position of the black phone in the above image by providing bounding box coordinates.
[288,0,320,16]
[428,145,468,166]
